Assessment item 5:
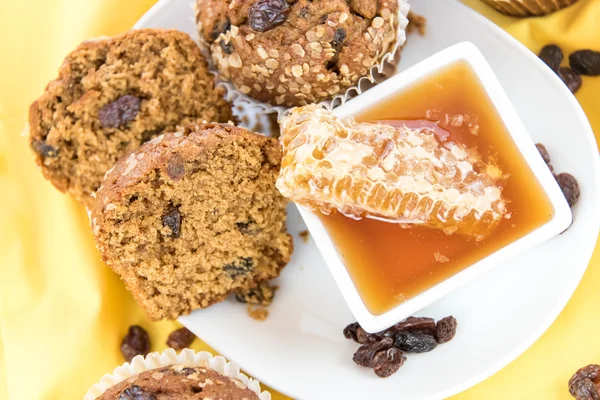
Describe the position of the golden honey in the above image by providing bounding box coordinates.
[320,61,554,315]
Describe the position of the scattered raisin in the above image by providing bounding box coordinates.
[225,257,254,278]
[343,322,360,341]
[32,140,59,158]
[394,331,438,353]
[570,50,600,76]
[556,172,580,207]
[435,316,457,344]
[356,327,381,344]
[162,206,182,238]
[352,337,393,368]
[236,220,261,235]
[381,316,437,337]
[538,44,564,72]
[569,364,600,400]
[166,153,185,181]
[343,322,380,343]
[119,385,157,400]
[372,347,405,378]
[331,28,346,49]
[99,95,141,128]
[120,326,150,362]
[536,143,553,167]
[249,0,290,32]
[211,18,231,40]
[166,327,195,350]
[558,67,582,94]
[220,40,234,55]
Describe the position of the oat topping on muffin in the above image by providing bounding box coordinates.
[97,365,261,400]
[196,0,405,107]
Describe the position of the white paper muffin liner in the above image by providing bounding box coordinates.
[84,348,271,400]
[191,0,410,119]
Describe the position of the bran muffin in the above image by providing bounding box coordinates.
[85,349,271,400]
[28,29,233,208]
[195,0,404,107]
[97,365,260,400]
[90,123,293,320]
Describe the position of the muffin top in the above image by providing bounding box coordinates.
[28,28,233,207]
[97,364,260,399]
[196,0,402,107]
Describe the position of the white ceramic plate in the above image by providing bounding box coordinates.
[136,0,600,399]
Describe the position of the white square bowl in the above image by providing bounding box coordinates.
[296,41,572,333]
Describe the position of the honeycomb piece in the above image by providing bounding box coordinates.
[276,105,507,239]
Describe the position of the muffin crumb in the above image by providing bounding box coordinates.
[248,306,269,321]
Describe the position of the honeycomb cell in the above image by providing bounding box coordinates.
[276,105,508,238]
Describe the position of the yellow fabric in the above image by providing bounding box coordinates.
[0,0,598,398]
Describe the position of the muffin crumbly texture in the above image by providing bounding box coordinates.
[91,124,292,320]
[196,0,401,107]
[97,365,260,400]
[28,29,233,207]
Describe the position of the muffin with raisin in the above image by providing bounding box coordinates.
[28,29,233,207]
[196,0,408,107]
[90,123,292,320]
[85,349,271,400]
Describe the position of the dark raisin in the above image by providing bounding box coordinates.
[166,327,195,350]
[380,316,437,337]
[372,347,405,378]
[166,153,185,181]
[162,206,182,238]
[343,322,380,343]
[535,143,553,167]
[220,40,234,55]
[434,316,457,344]
[556,172,580,207]
[225,257,254,278]
[299,6,310,18]
[569,364,600,400]
[234,282,276,306]
[394,331,437,353]
[356,326,380,344]
[236,220,261,235]
[538,44,563,72]
[343,322,360,341]
[352,337,393,368]
[99,95,141,128]
[120,326,150,362]
[32,140,59,158]
[331,28,346,49]
[119,385,157,400]
[248,0,290,32]
[178,367,198,376]
[211,18,231,40]
[558,67,582,94]
[570,50,600,76]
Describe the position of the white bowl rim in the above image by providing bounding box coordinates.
[297,41,573,333]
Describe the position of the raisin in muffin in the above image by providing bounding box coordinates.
[195,0,406,107]
[28,29,233,208]
[90,123,293,320]
[85,349,271,400]
[97,365,259,400]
